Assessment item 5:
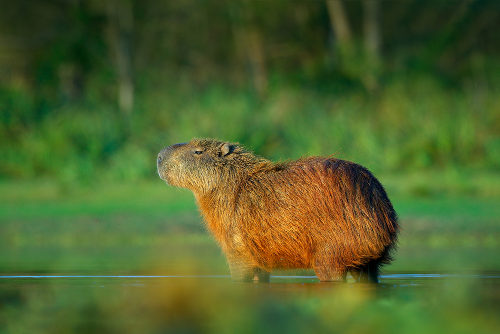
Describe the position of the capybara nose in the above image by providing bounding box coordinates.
[157,143,187,167]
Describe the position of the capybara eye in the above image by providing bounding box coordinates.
[157,155,162,163]
[194,150,204,155]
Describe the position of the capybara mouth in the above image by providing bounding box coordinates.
[159,172,168,182]
[157,166,168,182]
[158,168,174,185]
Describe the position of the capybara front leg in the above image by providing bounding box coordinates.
[227,257,255,282]
[313,250,346,282]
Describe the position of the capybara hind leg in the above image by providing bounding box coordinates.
[313,249,346,282]
[350,269,370,282]
[253,268,270,282]
[367,261,380,283]
[353,262,380,283]
[314,265,346,282]
[350,270,361,281]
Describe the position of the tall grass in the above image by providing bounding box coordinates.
[1,74,499,183]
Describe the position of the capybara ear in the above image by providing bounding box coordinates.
[219,143,233,157]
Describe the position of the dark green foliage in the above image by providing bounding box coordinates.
[3,79,499,182]
[0,0,499,182]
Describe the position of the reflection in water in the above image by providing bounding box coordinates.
[0,273,499,334]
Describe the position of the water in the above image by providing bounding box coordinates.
[3,273,498,279]
[1,273,499,286]
[1,273,499,333]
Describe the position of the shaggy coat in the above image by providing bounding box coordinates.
[157,139,398,282]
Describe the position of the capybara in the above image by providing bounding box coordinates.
[157,139,398,283]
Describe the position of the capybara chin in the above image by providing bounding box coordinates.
[157,138,398,283]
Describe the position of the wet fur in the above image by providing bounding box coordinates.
[158,139,398,282]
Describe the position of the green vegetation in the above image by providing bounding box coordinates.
[1,0,499,182]
[2,79,500,183]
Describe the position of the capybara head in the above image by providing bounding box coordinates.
[157,138,265,193]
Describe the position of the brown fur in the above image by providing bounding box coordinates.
[157,139,398,282]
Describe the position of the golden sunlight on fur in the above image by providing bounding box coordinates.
[158,139,398,283]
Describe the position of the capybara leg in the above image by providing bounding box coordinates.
[353,262,380,283]
[351,269,370,282]
[313,257,345,281]
[314,265,346,282]
[367,261,380,283]
[253,268,270,283]
[350,270,361,281]
[313,249,346,282]
[227,258,255,282]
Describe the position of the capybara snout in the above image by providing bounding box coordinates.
[158,142,186,165]
[157,142,187,180]
[159,138,399,283]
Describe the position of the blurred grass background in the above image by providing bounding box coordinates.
[1,0,499,333]
[0,0,499,184]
